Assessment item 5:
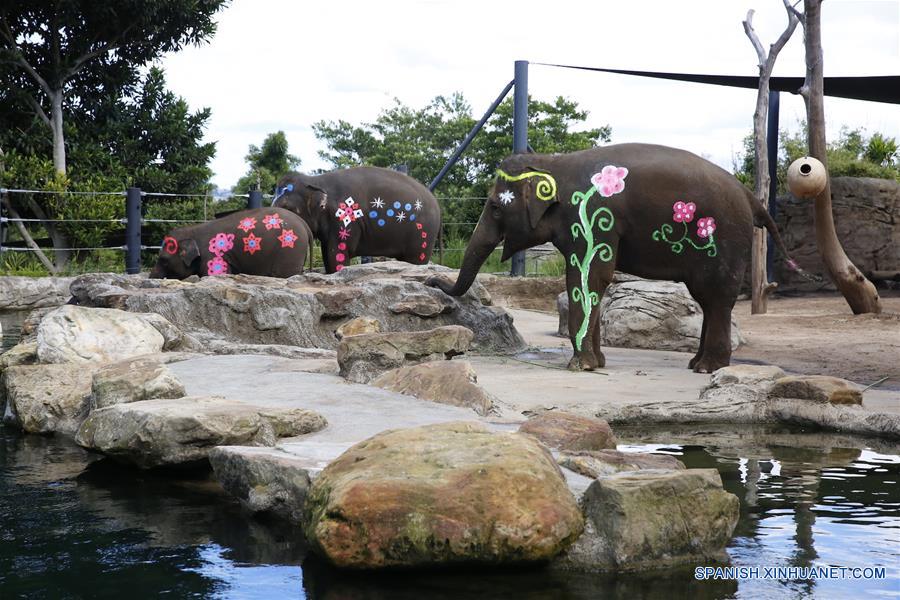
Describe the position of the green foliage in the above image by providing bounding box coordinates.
[734,123,900,192]
[233,131,301,195]
[313,93,611,234]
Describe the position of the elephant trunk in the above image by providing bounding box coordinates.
[432,216,501,297]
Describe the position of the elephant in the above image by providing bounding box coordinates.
[149,207,313,279]
[272,167,441,273]
[427,143,803,373]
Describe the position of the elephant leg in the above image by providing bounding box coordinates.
[566,258,614,371]
[688,283,737,373]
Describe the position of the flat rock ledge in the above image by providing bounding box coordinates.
[75,397,327,468]
[519,411,617,452]
[371,360,498,416]
[67,262,525,354]
[0,276,75,310]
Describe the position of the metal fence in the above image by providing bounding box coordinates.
[0,187,561,277]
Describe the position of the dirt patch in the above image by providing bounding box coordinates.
[732,293,900,389]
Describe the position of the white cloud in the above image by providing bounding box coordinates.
[160,0,900,189]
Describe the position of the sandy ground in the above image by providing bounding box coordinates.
[732,294,900,390]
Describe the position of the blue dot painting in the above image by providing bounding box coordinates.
[393,202,401,209]
[369,210,378,218]
[387,209,394,217]
[377,219,385,227]
[404,203,412,211]
[410,213,416,221]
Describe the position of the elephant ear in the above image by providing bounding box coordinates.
[304,184,328,216]
[179,238,200,267]
[520,167,559,230]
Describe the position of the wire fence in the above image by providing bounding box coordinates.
[0,187,562,277]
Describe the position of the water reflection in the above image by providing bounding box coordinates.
[1,425,897,599]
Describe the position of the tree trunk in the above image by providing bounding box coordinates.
[2,194,58,274]
[49,89,66,175]
[802,0,881,314]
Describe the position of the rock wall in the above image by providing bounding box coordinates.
[773,177,900,291]
[0,276,74,310]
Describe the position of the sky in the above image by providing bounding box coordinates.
[159,0,900,190]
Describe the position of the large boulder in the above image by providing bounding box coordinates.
[303,421,584,569]
[556,275,743,351]
[558,450,685,478]
[2,363,93,435]
[68,263,525,354]
[769,375,863,405]
[209,446,313,522]
[91,355,187,409]
[36,305,184,364]
[75,397,327,468]
[371,360,497,416]
[519,411,617,452]
[555,469,739,572]
[337,325,473,383]
[0,276,75,310]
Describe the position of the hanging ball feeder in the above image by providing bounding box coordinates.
[787,156,827,199]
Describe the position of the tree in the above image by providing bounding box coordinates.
[0,0,227,175]
[743,0,800,314]
[233,131,301,194]
[313,93,610,233]
[801,0,881,313]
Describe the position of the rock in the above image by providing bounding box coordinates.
[371,360,497,416]
[557,292,569,337]
[337,325,473,383]
[36,305,184,364]
[75,397,327,468]
[769,400,900,440]
[599,278,743,352]
[770,375,863,405]
[774,177,900,291]
[556,275,742,350]
[558,450,685,478]
[2,363,93,435]
[477,274,565,312]
[389,294,452,317]
[209,446,313,522]
[555,469,739,572]
[335,316,381,339]
[519,411,617,452]
[303,421,584,568]
[68,263,524,354]
[0,276,75,310]
[710,364,785,387]
[0,342,37,371]
[91,356,186,409]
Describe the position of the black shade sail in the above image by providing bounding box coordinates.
[536,63,900,105]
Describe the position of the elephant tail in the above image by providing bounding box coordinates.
[300,218,315,271]
[748,190,820,282]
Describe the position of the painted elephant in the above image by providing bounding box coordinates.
[149,207,313,279]
[427,143,802,373]
[272,167,441,272]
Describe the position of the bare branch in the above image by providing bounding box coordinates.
[1,193,59,274]
[743,10,767,68]
[0,19,54,96]
[22,93,51,126]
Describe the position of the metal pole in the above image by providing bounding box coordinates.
[510,60,529,276]
[125,187,142,274]
[248,189,262,210]
[766,90,780,282]
[429,79,514,191]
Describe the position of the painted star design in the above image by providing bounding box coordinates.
[338,227,351,240]
[371,197,384,209]
[414,199,422,211]
[498,190,515,205]
[396,211,406,222]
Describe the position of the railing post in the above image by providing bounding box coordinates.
[510,59,529,277]
[125,187,142,274]
[766,90,780,282]
[248,189,262,210]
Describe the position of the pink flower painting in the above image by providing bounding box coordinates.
[278,229,297,248]
[672,201,697,223]
[590,165,629,197]
[263,214,284,230]
[208,233,235,254]
[207,256,228,276]
[243,233,262,254]
[238,217,257,233]
[696,217,717,238]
